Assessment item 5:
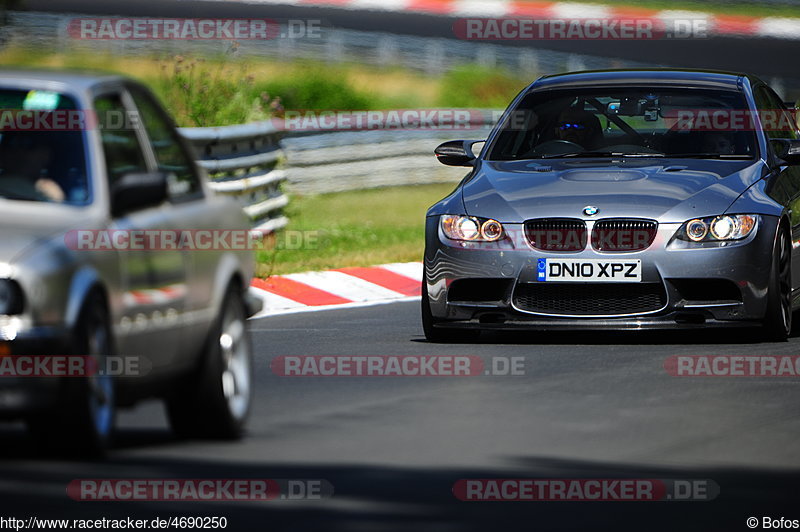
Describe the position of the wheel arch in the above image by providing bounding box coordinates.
[65,266,110,332]
[209,252,250,319]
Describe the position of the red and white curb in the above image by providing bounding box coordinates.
[224,0,800,40]
[248,261,422,317]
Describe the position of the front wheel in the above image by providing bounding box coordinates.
[761,228,793,342]
[167,284,254,439]
[27,292,116,456]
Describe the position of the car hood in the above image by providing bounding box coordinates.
[462,159,765,222]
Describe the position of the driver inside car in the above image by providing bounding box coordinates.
[0,133,65,202]
[701,132,736,155]
[554,108,603,150]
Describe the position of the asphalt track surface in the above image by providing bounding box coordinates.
[1,300,800,531]
[21,0,800,92]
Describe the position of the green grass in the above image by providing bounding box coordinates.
[255,183,457,276]
[518,0,800,18]
[438,65,528,108]
[0,48,530,126]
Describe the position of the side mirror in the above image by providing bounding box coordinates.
[772,139,800,165]
[434,140,480,167]
[111,171,169,217]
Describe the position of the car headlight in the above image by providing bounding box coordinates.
[0,280,24,315]
[677,214,759,242]
[441,215,505,242]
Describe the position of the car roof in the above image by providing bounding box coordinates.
[530,69,754,92]
[0,68,128,92]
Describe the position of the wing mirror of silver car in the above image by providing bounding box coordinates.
[434,140,482,167]
[110,171,169,217]
[772,139,800,166]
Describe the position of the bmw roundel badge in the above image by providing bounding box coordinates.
[583,206,599,216]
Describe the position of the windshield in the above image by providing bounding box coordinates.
[0,89,89,204]
[488,87,758,160]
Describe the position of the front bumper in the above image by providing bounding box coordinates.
[0,325,72,418]
[423,215,779,330]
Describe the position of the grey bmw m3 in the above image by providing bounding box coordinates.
[423,69,800,342]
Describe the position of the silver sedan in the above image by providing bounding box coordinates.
[0,70,259,454]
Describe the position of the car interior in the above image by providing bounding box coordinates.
[0,89,88,204]
[489,89,759,160]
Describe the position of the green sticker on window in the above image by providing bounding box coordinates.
[23,90,60,110]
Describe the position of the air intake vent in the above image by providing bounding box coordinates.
[513,282,667,316]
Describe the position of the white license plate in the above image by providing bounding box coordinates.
[536,258,641,282]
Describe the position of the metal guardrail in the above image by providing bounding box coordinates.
[179,109,502,230]
[281,110,500,195]
[6,11,657,77]
[180,121,289,233]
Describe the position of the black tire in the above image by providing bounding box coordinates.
[421,275,480,343]
[166,283,253,439]
[27,291,116,457]
[761,227,793,342]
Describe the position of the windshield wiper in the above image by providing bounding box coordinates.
[668,153,753,159]
[539,151,665,159]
